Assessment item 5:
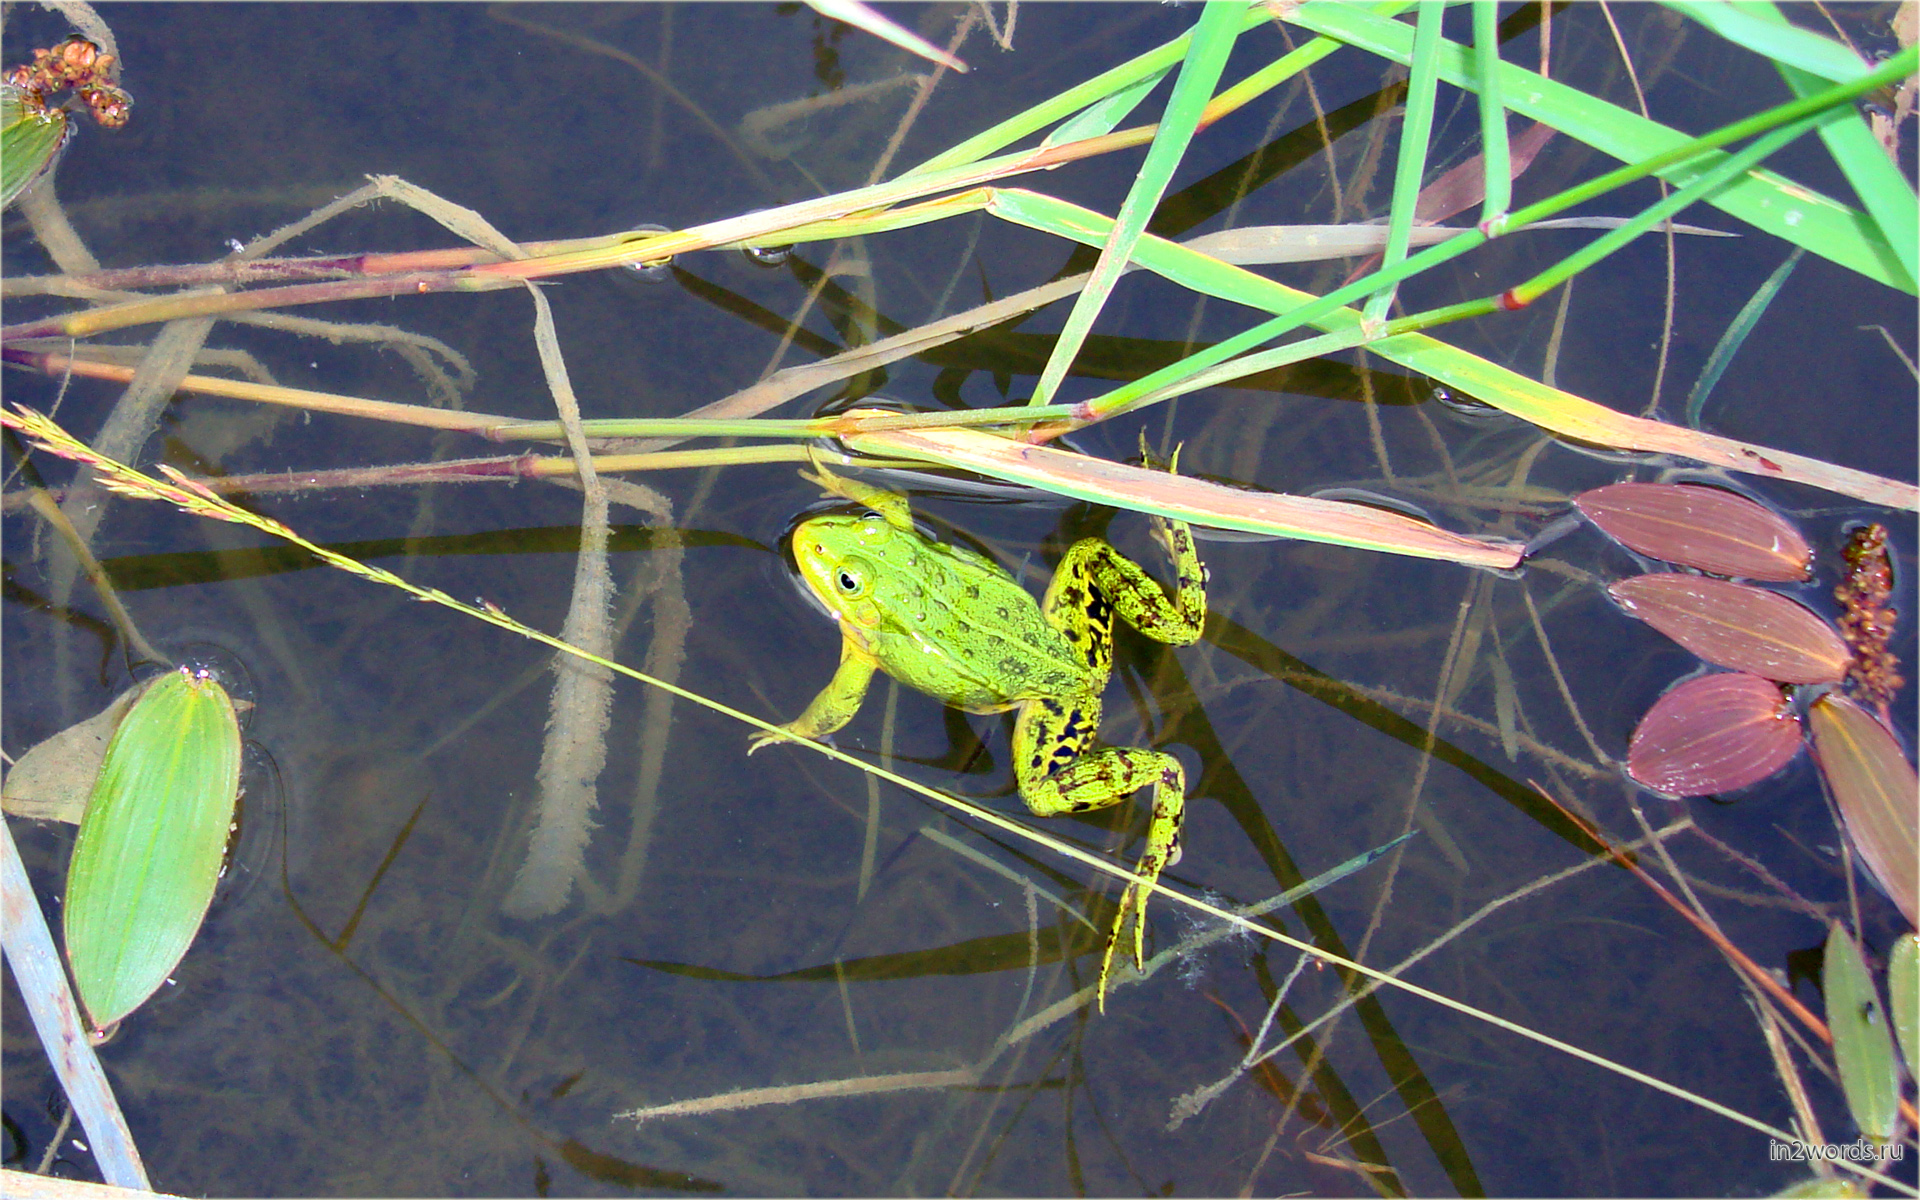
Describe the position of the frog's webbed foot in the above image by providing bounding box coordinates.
[748,641,877,756]
[746,724,805,755]
[1091,757,1185,1011]
[1137,431,1183,477]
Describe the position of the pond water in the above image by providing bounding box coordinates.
[3,4,1915,1196]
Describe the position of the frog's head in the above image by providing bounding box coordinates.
[788,510,917,634]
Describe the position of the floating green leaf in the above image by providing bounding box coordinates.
[1891,934,1918,1083]
[64,667,241,1029]
[1822,923,1899,1143]
[2,83,71,209]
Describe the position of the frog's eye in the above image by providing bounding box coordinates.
[835,568,864,595]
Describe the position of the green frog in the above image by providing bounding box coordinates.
[749,456,1207,1006]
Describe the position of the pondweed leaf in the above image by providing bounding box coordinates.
[1609,574,1850,684]
[1891,934,1917,1082]
[1823,923,1899,1143]
[64,667,241,1029]
[1,83,70,209]
[1626,672,1800,796]
[1575,482,1811,581]
[1808,694,1918,926]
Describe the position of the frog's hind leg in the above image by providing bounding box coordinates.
[1014,698,1185,1010]
[1044,533,1205,664]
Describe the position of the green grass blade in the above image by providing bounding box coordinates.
[63,668,242,1029]
[1365,0,1446,323]
[1472,0,1510,222]
[1742,2,1919,290]
[1503,112,1821,307]
[1662,0,1877,82]
[801,0,967,72]
[1197,0,1416,142]
[1284,1,1916,291]
[899,4,1269,178]
[1029,0,1245,406]
[1041,66,1171,147]
[1823,923,1901,1142]
[985,188,1917,508]
[995,52,1914,423]
[900,1,1416,179]
[1685,246,1803,428]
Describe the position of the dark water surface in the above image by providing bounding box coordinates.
[4,4,1915,1196]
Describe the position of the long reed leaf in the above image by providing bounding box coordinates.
[839,412,1525,566]
[1284,2,1916,291]
[1746,3,1920,290]
[1364,0,1446,323]
[1030,0,1244,406]
[1472,0,1510,222]
[983,188,1919,508]
[1663,0,1880,82]
[1685,247,1803,428]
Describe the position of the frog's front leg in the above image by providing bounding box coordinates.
[799,461,916,531]
[748,637,877,753]
[1013,697,1185,1010]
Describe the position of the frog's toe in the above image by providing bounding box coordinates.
[1135,432,1183,476]
[1094,882,1153,1012]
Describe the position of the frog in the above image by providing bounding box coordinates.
[748,453,1207,1007]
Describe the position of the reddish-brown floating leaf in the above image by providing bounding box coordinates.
[1609,574,1850,683]
[1627,672,1802,795]
[1809,694,1917,926]
[1576,482,1811,581]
